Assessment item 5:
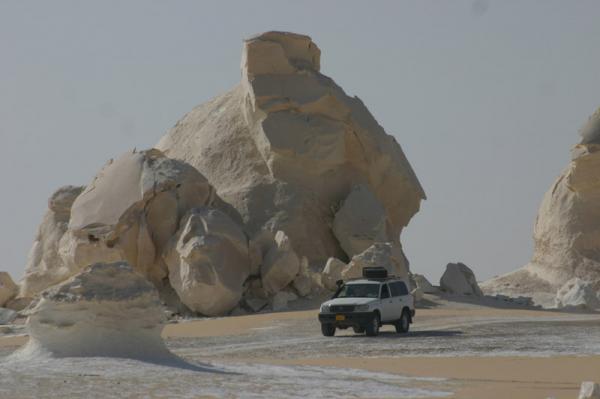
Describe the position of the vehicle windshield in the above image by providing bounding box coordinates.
[336,283,380,298]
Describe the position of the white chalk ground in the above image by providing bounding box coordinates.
[2,297,600,398]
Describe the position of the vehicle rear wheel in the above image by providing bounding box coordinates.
[321,323,336,337]
[353,326,365,334]
[395,309,410,333]
[365,312,380,337]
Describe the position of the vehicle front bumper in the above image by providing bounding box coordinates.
[318,312,374,328]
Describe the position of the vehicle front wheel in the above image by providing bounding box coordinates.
[365,312,380,337]
[395,309,410,333]
[321,323,336,337]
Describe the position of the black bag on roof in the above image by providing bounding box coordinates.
[362,267,388,279]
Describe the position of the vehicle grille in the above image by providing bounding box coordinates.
[330,305,355,312]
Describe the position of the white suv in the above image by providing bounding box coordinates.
[318,268,415,337]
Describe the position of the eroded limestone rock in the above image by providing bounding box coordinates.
[440,263,482,296]
[341,243,409,281]
[0,272,18,307]
[322,257,347,291]
[555,278,600,310]
[157,31,425,267]
[261,231,300,295]
[164,207,250,316]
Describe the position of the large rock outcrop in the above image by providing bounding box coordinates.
[340,242,409,281]
[18,262,172,360]
[440,263,482,296]
[20,186,84,297]
[164,207,250,316]
[0,272,18,307]
[482,108,600,301]
[157,31,425,264]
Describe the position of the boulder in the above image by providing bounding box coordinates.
[579,382,600,399]
[332,184,388,257]
[482,107,600,298]
[164,207,250,316]
[341,243,409,281]
[67,149,215,286]
[271,290,298,311]
[0,272,18,307]
[322,257,347,290]
[20,185,84,297]
[156,31,425,268]
[413,273,438,294]
[261,231,300,295]
[411,287,424,302]
[18,262,171,360]
[292,257,313,297]
[440,263,483,296]
[0,308,17,325]
[555,278,600,310]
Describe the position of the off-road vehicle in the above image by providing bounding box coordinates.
[318,267,415,337]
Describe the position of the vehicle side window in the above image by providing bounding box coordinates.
[397,282,409,296]
[389,282,400,297]
[380,284,390,299]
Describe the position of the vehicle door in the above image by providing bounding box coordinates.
[393,281,412,315]
[388,282,404,320]
[378,283,395,322]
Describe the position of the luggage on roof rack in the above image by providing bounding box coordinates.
[362,267,388,279]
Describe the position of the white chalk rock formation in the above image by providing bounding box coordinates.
[341,242,409,280]
[332,184,388,257]
[579,382,600,399]
[156,31,425,265]
[555,278,600,310]
[482,108,600,299]
[67,149,215,287]
[322,257,347,290]
[440,263,483,296]
[261,231,300,295]
[164,207,250,316]
[0,308,17,324]
[19,262,171,360]
[0,272,18,307]
[20,186,84,297]
[412,273,438,294]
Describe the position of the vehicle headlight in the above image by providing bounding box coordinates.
[355,304,370,312]
[320,304,330,313]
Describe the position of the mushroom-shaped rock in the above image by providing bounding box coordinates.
[555,278,600,310]
[440,263,483,296]
[157,31,425,267]
[18,262,171,360]
[332,184,388,257]
[261,231,300,295]
[481,107,600,299]
[164,207,250,316]
[0,272,18,307]
[341,243,409,281]
[322,257,347,291]
[20,185,84,297]
[66,149,215,286]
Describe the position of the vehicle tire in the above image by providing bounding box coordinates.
[353,326,365,334]
[395,309,410,333]
[321,323,336,337]
[365,312,380,337]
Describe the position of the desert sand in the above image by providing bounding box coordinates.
[3,296,599,398]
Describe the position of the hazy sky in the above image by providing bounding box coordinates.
[2,1,600,283]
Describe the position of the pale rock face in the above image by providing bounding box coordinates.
[322,257,347,291]
[20,186,84,297]
[341,243,409,281]
[440,263,483,296]
[156,31,425,266]
[411,287,424,302]
[67,149,215,286]
[18,262,171,360]
[412,273,438,294]
[292,257,314,297]
[0,308,17,324]
[0,272,18,307]
[555,278,600,310]
[482,108,600,300]
[579,382,600,399]
[332,184,388,257]
[270,289,298,311]
[261,231,300,295]
[164,207,250,316]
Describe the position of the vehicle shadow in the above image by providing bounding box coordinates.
[336,329,463,339]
